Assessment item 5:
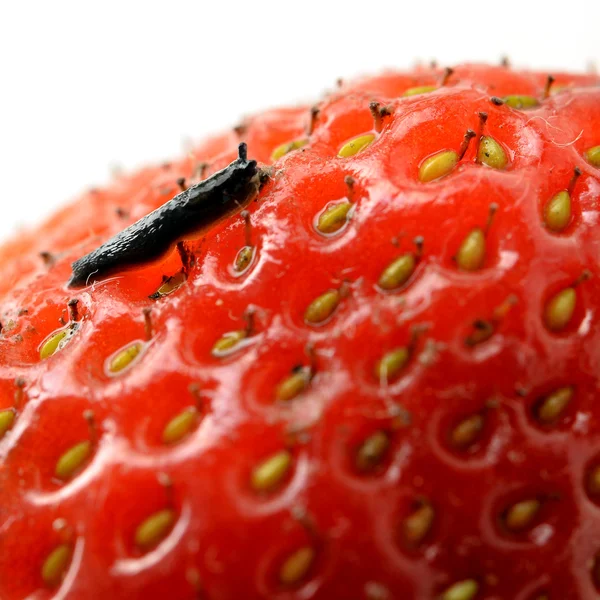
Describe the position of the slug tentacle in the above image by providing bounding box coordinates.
[68,144,258,288]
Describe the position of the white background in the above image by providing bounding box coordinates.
[1,0,598,242]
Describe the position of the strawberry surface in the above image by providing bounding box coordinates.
[1,64,600,599]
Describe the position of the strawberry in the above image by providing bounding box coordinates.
[1,63,600,600]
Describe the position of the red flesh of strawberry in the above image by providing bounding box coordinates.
[1,64,600,599]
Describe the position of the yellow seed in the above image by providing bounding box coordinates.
[450,415,484,449]
[456,228,485,271]
[378,254,416,290]
[478,136,507,169]
[403,85,437,97]
[544,287,576,331]
[151,271,186,298]
[585,145,600,167]
[211,330,246,357]
[109,342,143,373]
[40,329,68,360]
[41,543,72,588]
[375,348,410,383]
[304,289,341,325]
[503,95,539,110]
[442,579,479,600]
[403,503,435,546]
[504,499,541,532]
[276,368,310,402]
[162,407,198,444]
[251,450,292,492]
[338,133,376,158]
[536,387,573,424]
[356,431,390,471]
[234,246,254,272]
[55,440,92,480]
[316,201,352,234]
[271,138,308,161]
[418,150,458,182]
[544,190,571,232]
[0,409,15,439]
[587,465,600,496]
[279,546,314,585]
[135,509,176,551]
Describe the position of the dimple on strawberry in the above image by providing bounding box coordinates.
[1,63,600,600]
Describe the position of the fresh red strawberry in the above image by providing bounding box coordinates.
[1,63,600,600]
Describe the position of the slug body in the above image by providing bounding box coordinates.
[68,144,258,287]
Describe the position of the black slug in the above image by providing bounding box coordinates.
[68,143,258,287]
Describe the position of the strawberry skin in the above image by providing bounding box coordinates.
[1,64,600,599]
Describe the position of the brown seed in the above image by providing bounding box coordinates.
[279,546,314,585]
[402,502,435,547]
[587,464,600,497]
[355,431,390,472]
[534,386,573,424]
[450,414,484,450]
[504,499,541,532]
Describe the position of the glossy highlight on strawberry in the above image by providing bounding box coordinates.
[1,63,600,599]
